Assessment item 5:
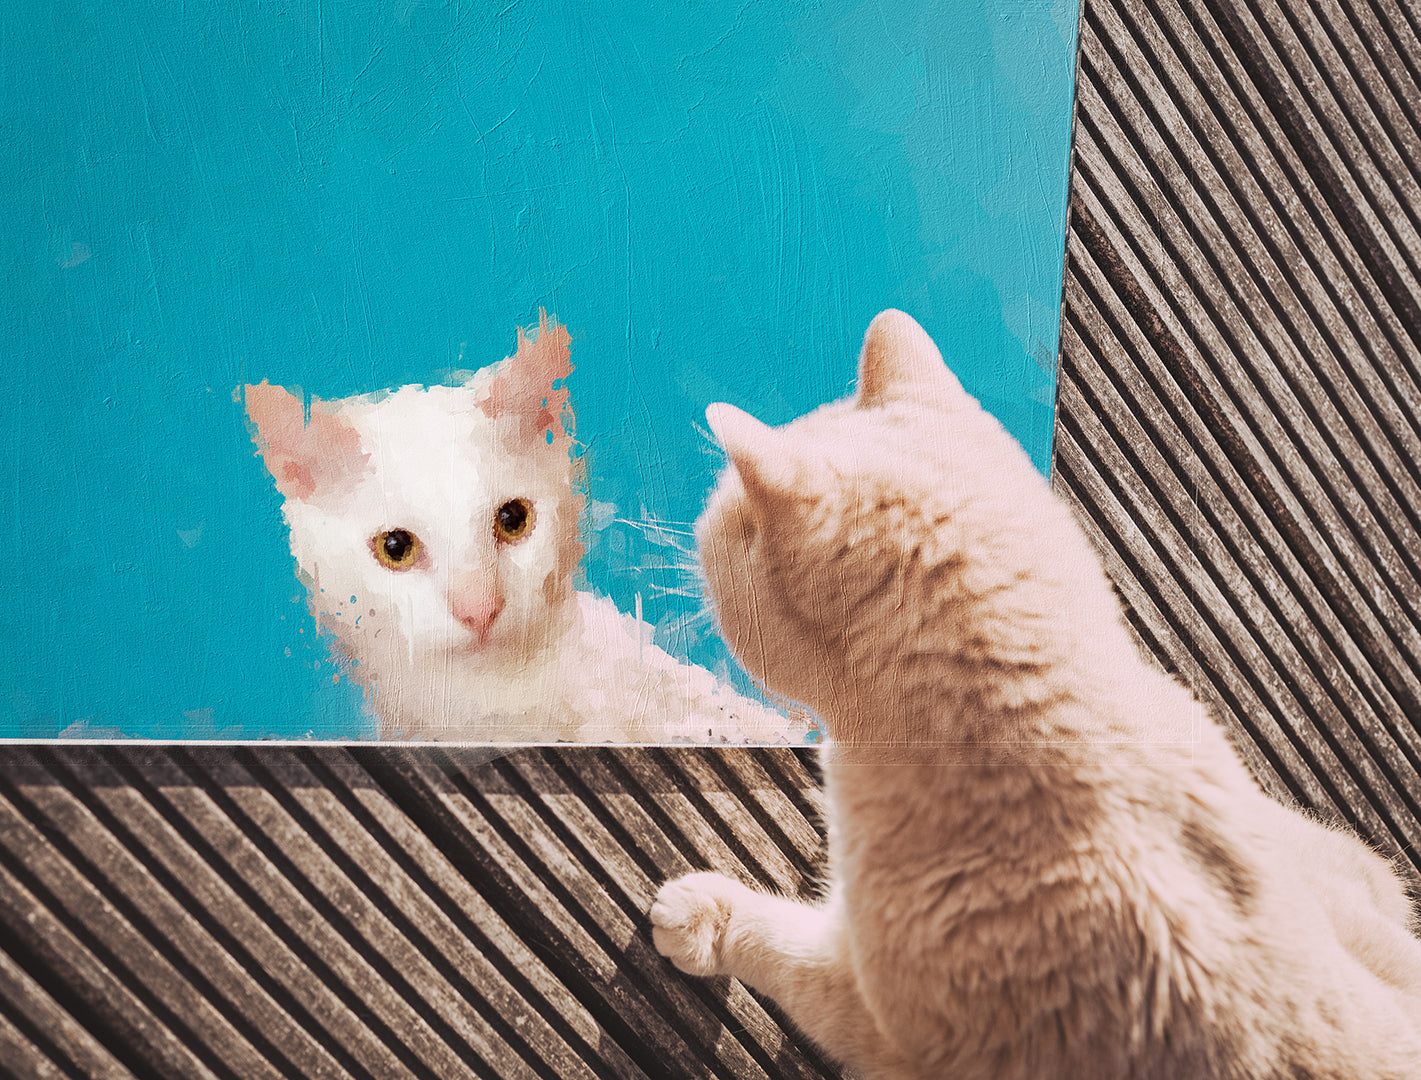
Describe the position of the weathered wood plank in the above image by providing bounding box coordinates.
[1057,0,1421,880]
[96,749,426,1080]
[0,941,139,1080]
[11,752,346,1080]
[362,747,839,1080]
[313,749,651,1080]
[0,746,842,1079]
[1061,238,1421,846]
[0,783,227,1080]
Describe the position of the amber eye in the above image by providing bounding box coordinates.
[371,528,422,570]
[494,498,535,543]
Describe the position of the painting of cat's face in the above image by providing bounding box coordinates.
[285,384,579,658]
[245,317,583,729]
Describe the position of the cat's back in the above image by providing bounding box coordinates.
[1096,764,1421,1080]
[824,742,1421,1080]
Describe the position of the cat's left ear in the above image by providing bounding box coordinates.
[855,309,966,409]
[243,382,368,502]
[480,309,573,444]
[706,403,801,509]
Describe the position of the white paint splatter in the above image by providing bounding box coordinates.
[58,242,91,269]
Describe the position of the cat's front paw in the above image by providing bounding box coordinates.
[650,871,747,977]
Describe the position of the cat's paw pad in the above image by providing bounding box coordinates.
[650,872,744,976]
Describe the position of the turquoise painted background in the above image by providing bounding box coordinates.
[1,0,1078,740]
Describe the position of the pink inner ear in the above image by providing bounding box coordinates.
[244,381,368,502]
[480,309,573,441]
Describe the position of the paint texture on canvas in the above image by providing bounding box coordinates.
[1,0,1078,739]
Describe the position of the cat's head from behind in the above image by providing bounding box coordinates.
[698,309,1093,740]
[244,313,583,723]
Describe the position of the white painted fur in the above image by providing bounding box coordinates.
[651,310,1421,1077]
[245,314,803,743]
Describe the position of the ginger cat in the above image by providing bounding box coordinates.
[652,310,1421,1078]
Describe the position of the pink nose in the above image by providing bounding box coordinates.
[451,587,505,642]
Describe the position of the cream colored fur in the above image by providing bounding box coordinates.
[651,310,1421,1078]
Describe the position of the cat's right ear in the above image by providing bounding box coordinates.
[856,308,965,408]
[479,310,573,445]
[243,382,367,502]
[705,403,800,508]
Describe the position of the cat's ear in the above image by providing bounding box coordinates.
[244,381,368,502]
[855,309,964,408]
[479,309,573,444]
[706,403,800,507]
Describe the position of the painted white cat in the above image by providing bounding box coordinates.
[652,310,1421,1077]
[245,313,806,743]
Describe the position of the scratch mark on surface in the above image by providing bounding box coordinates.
[133,46,159,145]
[351,45,387,89]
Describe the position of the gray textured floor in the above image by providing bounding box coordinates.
[1055,0,1421,879]
[0,746,836,1079]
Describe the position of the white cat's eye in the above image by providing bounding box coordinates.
[494,498,535,543]
[371,528,423,571]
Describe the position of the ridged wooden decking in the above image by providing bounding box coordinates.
[1055,0,1421,880]
[0,746,837,1079]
